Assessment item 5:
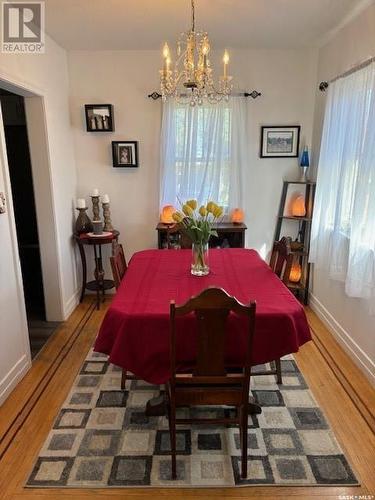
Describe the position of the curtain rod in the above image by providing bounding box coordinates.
[148,90,261,100]
[319,55,375,91]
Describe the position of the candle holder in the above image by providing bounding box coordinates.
[91,195,100,221]
[75,207,93,234]
[102,202,114,232]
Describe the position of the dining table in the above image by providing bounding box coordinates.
[94,248,312,414]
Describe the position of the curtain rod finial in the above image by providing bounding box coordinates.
[319,81,329,92]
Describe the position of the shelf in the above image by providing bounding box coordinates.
[291,250,308,256]
[284,181,316,185]
[287,282,307,290]
[278,216,312,222]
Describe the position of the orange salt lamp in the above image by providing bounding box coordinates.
[289,261,302,283]
[231,208,244,224]
[160,205,175,224]
[292,195,306,217]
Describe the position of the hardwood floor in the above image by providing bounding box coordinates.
[0,297,374,500]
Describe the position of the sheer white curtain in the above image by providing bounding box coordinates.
[160,97,247,213]
[310,61,375,303]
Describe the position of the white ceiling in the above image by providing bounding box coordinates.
[43,0,369,50]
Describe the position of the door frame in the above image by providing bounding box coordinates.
[0,74,64,321]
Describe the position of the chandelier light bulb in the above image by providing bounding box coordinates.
[202,43,209,56]
[223,50,229,65]
[163,42,170,59]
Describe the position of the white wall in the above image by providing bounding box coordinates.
[0,35,78,403]
[310,3,375,384]
[68,48,317,274]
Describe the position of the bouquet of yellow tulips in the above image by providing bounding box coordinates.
[172,199,223,245]
[172,200,223,276]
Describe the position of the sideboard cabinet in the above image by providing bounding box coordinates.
[156,222,247,249]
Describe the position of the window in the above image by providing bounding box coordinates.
[310,61,375,300]
[160,98,246,212]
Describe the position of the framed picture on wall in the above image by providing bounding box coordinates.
[112,141,139,168]
[85,104,114,132]
[260,125,300,158]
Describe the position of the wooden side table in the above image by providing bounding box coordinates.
[74,230,119,310]
[156,222,247,249]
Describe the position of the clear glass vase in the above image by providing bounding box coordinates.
[191,242,209,276]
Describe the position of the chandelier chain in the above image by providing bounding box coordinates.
[191,0,195,32]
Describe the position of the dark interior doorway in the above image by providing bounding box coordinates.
[0,89,59,358]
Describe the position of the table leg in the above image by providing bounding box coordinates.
[145,393,262,417]
[93,244,102,310]
[99,244,106,303]
[77,241,87,303]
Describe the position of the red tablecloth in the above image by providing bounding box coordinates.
[95,249,311,384]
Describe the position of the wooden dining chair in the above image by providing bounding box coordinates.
[110,241,127,289]
[167,287,256,480]
[110,241,133,390]
[257,236,294,385]
[166,224,191,249]
[269,236,293,284]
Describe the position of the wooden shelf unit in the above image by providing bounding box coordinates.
[274,180,316,305]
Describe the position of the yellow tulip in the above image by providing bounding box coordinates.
[213,206,223,218]
[199,205,207,217]
[182,204,194,217]
[172,211,183,223]
[206,201,215,213]
[186,199,197,210]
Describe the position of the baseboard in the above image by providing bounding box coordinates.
[309,292,375,386]
[63,288,81,320]
[0,355,31,405]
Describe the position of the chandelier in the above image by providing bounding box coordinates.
[160,0,233,106]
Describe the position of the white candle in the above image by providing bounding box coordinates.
[223,50,229,79]
[102,194,110,204]
[92,188,99,197]
[77,198,86,209]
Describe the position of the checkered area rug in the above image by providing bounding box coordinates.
[26,349,358,488]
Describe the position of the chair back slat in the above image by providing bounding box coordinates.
[194,308,229,376]
[110,241,127,289]
[270,236,293,284]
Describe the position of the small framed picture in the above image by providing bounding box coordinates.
[260,126,300,158]
[85,104,114,132]
[112,141,139,168]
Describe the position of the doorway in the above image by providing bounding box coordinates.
[0,89,59,358]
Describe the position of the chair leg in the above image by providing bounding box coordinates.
[275,358,282,385]
[170,402,177,480]
[240,404,248,479]
[121,370,127,390]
